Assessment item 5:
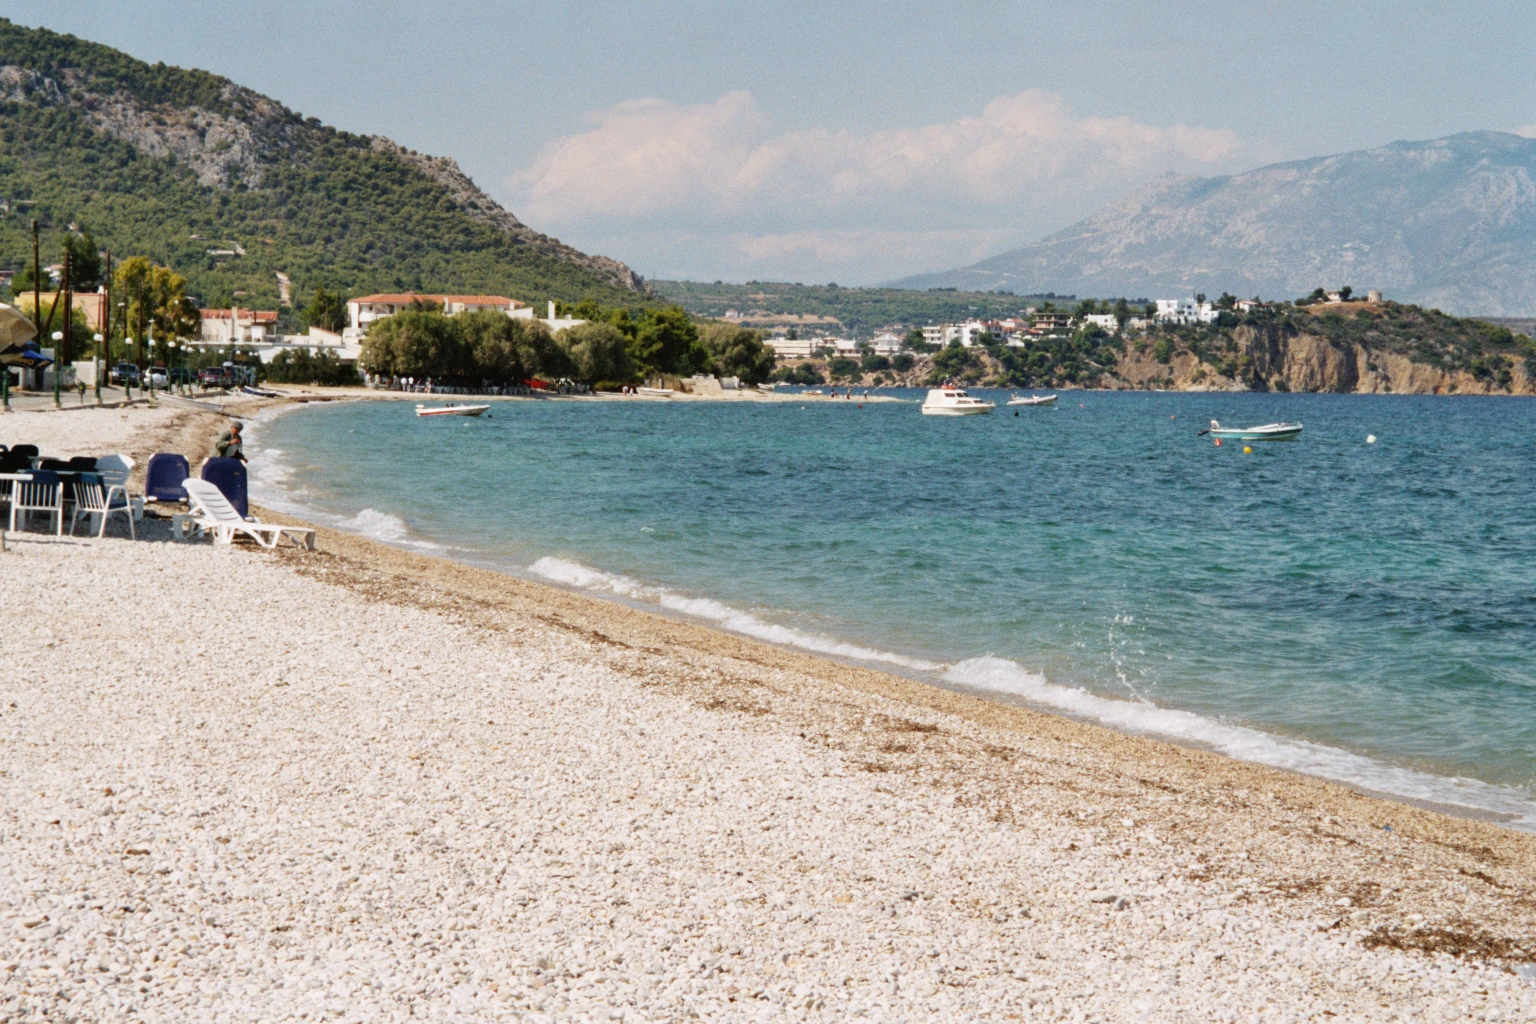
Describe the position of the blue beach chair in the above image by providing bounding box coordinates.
[200,457,249,519]
[144,453,191,504]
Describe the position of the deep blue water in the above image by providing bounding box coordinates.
[251,389,1536,826]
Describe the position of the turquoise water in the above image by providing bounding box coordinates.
[251,390,1536,826]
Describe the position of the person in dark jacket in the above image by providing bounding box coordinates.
[215,420,247,463]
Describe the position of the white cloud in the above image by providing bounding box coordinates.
[509,89,1240,282]
[1514,124,1536,139]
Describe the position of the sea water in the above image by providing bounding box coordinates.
[250,389,1536,826]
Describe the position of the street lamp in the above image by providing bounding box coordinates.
[146,335,156,398]
[51,330,63,408]
[92,333,103,403]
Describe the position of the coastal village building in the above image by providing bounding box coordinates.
[17,291,109,332]
[345,294,530,332]
[200,308,280,346]
[1083,313,1120,334]
[869,332,903,357]
[1154,299,1219,325]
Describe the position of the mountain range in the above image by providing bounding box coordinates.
[0,19,644,310]
[892,131,1536,316]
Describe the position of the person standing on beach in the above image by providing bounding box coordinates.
[216,421,248,463]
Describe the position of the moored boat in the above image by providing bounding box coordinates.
[636,387,673,397]
[1006,393,1057,406]
[921,386,993,416]
[416,403,490,418]
[1206,418,1302,441]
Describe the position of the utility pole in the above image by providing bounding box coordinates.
[98,251,111,404]
[58,251,70,407]
[30,219,39,341]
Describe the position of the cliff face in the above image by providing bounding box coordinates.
[1110,326,1535,395]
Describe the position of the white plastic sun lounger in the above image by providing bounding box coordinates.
[178,479,315,549]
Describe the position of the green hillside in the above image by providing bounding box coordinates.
[0,18,647,311]
[650,279,1077,335]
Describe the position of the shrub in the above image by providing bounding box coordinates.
[262,348,362,386]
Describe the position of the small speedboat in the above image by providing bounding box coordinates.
[416,403,490,417]
[636,387,673,397]
[1006,393,1057,406]
[921,386,993,416]
[1205,418,1302,441]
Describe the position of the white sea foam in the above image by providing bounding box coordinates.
[529,556,944,671]
[243,406,442,551]
[944,656,1536,830]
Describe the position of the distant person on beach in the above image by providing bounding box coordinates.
[216,421,247,463]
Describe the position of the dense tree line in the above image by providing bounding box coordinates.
[361,305,777,386]
[262,348,362,386]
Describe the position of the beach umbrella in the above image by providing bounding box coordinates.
[0,340,53,368]
[0,303,37,346]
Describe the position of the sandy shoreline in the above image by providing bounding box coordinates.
[2,400,1534,1021]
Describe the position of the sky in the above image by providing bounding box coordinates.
[6,1,1536,285]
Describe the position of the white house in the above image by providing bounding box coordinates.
[1083,313,1120,334]
[346,293,529,331]
[869,332,903,357]
[770,336,834,359]
[199,308,280,346]
[1154,299,1219,325]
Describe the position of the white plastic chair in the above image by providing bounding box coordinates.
[179,479,315,549]
[70,476,136,539]
[94,454,144,521]
[9,473,63,535]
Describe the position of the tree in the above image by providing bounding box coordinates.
[698,322,775,384]
[302,286,348,333]
[63,230,102,289]
[360,310,461,378]
[454,311,531,383]
[1113,298,1131,325]
[1339,285,1353,301]
[559,322,633,383]
[1216,292,1237,310]
[1195,293,1207,305]
[113,256,197,353]
[631,305,702,376]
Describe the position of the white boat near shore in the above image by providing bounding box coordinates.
[1006,393,1057,406]
[921,387,993,416]
[1206,419,1303,441]
[416,403,490,418]
[636,387,673,397]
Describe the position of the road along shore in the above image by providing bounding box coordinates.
[1,401,1533,1022]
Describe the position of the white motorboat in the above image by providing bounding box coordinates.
[416,403,490,417]
[921,386,993,416]
[1006,393,1057,406]
[1205,418,1302,441]
[636,387,673,397]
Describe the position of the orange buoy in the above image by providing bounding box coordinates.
[1214,438,1222,446]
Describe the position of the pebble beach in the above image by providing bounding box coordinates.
[3,401,1535,1023]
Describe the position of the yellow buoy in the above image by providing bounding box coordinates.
[1243,446,1253,453]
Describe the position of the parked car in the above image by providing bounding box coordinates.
[109,362,140,386]
[146,366,169,388]
[168,367,193,386]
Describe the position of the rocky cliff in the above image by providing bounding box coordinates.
[1110,327,1536,395]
